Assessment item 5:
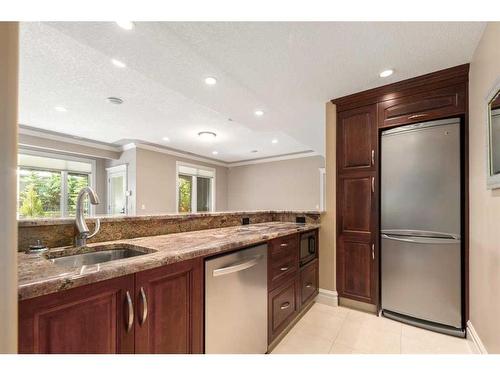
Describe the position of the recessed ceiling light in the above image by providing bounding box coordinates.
[271,139,278,144]
[54,106,67,112]
[204,77,217,85]
[198,131,217,141]
[162,137,170,142]
[254,110,264,117]
[107,97,124,105]
[116,21,135,30]
[212,151,219,155]
[111,58,126,68]
[379,69,394,78]
[251,150,258,153]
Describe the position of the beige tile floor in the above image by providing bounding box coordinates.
[271,302,475,354]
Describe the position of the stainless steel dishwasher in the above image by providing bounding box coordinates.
[205,244,268,354]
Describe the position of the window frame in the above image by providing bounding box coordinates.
[175,161,216,213]
[17,149,97,218]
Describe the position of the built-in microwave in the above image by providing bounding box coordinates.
[299,230,317,266]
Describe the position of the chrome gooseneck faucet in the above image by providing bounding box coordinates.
[75,186,101,247]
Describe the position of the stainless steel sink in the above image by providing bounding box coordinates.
[48,248,150,267]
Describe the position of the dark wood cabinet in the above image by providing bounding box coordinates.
[268,277,299,343]
[19,275,135,354]
[300,259,318,306]
[268,233,299,291]
[19,259,203,354]
[134,258,203,354]
[337,104,377,174]
[332,64,469,315]
[378,83,466,129]
[336,103,378,305]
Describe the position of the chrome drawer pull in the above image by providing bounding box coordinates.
[305,283,313,288]
[125,290,134,333]
[280,302,291,310]
[280,243,288,247]
[408,113,427,119]
[280,266,289,272]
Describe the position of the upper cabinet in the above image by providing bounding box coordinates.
[337,105,378,174]
[378,83,467,128]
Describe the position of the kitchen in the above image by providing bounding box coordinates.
[1,3,500,371]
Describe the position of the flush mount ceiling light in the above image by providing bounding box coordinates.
[162,136,170,142]
[212,151,219,155]
[54,106,67,112]
[107,97,124,105]
[116,21,135,30]
[379,69,394,78]
[198,131,217,141]
[250,150,258,153]
[111,58,126,68]
[254,110,264,117]
[271,139,278,144]
[204,76,217,85]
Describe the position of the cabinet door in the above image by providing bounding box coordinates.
[134,258,203,354]
[268,277,299,343]
[300,259,319,306]
[378,83,466,128]
[337,105,377,174]
[338,239,375,303]
[19,275,135,354]
[336,172,377,304]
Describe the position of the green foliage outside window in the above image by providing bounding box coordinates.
[178,175,192,213]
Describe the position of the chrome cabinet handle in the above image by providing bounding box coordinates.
[280,266,289,272]
[371,244,375,260]
[408,113,427,120]
[371,177,375,193]
[280,302,291,310]
[305,283,313,288]
[280,243,288,247]
[139,287,148,325]
[371,149,375,166]
[125,290,134,333]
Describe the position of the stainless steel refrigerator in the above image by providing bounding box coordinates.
[381,118,463,336]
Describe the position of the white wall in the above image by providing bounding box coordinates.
[468,22,500,353]
[0,21,18,353]
[227,155,325,211]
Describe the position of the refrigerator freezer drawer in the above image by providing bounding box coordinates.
[381,235,461,328]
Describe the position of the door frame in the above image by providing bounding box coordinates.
[106,164,128,215]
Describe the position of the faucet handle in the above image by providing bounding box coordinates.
[86,218,100,239]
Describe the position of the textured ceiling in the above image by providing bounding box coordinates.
[19,22,485,162]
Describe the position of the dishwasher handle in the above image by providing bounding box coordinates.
[212,255,263,277]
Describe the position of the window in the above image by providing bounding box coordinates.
[17,151,94,219]
[177,163,215,213]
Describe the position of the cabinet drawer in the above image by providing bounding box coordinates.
[378,84,466,128]
[268,278,298,342]
[300,259,318,306]
[269,253,297,290]
[269,233,298,257]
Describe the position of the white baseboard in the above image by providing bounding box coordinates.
[467,320,488,354]
[315,288,339,307]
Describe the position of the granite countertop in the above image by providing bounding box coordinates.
[18,221,319,301]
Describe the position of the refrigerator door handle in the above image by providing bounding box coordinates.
[381,229,460,240]
[381,234,460,245]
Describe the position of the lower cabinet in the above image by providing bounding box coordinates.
[19,275,135,354]
[19,258,203,354]
[134,258,203,354]
[300,259,319,306]
[268,277,299,343]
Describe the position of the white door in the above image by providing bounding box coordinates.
[106,165,127,215]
